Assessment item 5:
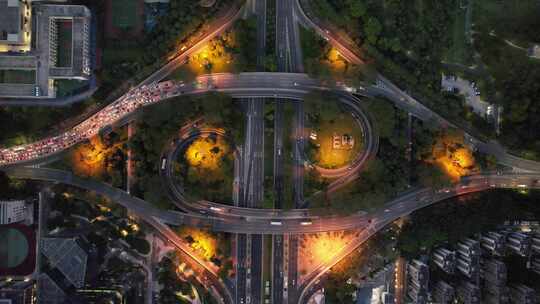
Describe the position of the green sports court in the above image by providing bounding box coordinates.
[112,0,138,29]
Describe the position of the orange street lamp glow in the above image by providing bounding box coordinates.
[179,227,217,260]
[185,137,229,170]
[310,233,348,264]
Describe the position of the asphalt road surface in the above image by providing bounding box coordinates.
[3,2,540,303]
[1,72,533,173]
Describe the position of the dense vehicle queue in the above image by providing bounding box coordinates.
[0,81,179,165]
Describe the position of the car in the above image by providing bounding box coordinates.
[161,158,167,170]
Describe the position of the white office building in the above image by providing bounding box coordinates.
[0,200,27,224]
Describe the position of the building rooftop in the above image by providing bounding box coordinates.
[41,237,88,288]
[0,2,92,99]
[0,200,27,225]
[37,273,65,304]
[0,0,22,43]
[0,282,34,304]
[528,45,540,59]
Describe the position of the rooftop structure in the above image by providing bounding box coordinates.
[528,45,540,59]
[0,0,31,52]
[381,291,394,304]
[40,237,88,288]
[531,233,540,254]
[0,2,92,98]
[456,282,481,304]
[406,280,427,304]
[457,238,480,281]
[456,256,479,279]
[406,260,429,304]
[36,273,65,304]
[0,200,26,225]
[531,257,540,275]
[432,248,456,274]
[407,259,429,284]
[509,284,537,304]
[506,232,530,257]
[432,281,455,304]
[484,286,510,304]
[481,259,507,294]
[457,238,481,258]
[0,282,34,304]
[481,232,506,256]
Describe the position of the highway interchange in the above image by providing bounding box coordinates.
[2,1,540,304]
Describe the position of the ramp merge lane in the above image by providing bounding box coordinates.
[4,166,540,235]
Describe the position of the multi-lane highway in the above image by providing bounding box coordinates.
[5,166,540,234]
[274,1,289,301]
[0,73,374,168]
[238,1,268,303]
[3,1,540,303]
[282,2,305,303]
[4,162,540,304]
[8,162,540,236]
[275,1,307,302]
[2,71,534,175]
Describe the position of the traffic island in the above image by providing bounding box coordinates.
[174,226,233,281]
[303,92,366,198]
[172,132,236,204]
[49,127,128,189]
[297,231,355,284]
[167,17,258,81]
[299,26,364,83]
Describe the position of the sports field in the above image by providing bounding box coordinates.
[0,69,36,84]
[0,227,29,268]
[112,0,138,29]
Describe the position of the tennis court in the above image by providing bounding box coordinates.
[112,0,138,29]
